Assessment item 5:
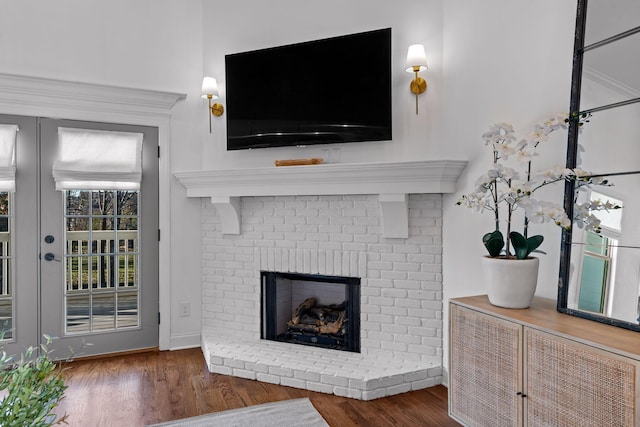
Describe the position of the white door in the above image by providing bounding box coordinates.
[1,116,159,358]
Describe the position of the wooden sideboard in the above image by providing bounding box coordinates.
[449,295,640,426]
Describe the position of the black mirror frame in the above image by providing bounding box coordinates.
[558,0,640,332]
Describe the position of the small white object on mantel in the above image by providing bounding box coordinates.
[175,160,466,238]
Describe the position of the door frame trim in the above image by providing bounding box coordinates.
[0,73,186,350]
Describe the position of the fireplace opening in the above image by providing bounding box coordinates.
[261,271,360,353]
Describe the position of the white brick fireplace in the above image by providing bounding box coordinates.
[176,160,466,400]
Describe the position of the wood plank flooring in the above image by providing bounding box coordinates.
[54,348,460,427]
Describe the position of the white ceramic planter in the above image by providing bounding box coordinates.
[481,256,540,309]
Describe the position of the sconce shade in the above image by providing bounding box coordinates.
[405,44,428,72]
[201,77,219,99]
[201,76,224,132]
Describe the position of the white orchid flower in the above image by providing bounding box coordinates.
[521,199,546,223]
[499,190,519,205]
[514,144,537,163]
[482,123,516,145]
[541,202,566,222]
[457,192,492,213]
[487,164,520,181]
[494,143,517,160]
[557,215,572,229]
[534,166,565,181]
[543,116,564,129]
[475,173,493,189]
[527,125,551,142]
[572,168,589,178]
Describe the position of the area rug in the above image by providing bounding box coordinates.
[147,398,329,427]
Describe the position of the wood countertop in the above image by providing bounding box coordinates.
[451,295,640,361]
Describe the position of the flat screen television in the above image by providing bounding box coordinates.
[225,28,392,151]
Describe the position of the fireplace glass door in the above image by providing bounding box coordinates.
[261,271,360,353]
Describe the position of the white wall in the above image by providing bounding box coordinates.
[441,0,578,377]
[0,0,205,348]
[200,0,445,169]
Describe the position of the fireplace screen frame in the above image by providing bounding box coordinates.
[261,271,361,353]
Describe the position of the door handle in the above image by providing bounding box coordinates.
[43,253,62,262]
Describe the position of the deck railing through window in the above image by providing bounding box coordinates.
[66,230,138,291]
[0,232,8,296]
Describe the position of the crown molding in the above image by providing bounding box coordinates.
[0,72,186,121]
[583,66,640,100]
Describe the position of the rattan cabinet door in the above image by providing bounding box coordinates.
[450,303,523,427]
[525,328,639,427]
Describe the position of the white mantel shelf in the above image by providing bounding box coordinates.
[175,160,467,238]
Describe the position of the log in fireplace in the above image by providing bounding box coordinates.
[261,271,360,352]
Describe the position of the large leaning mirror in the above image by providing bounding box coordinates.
[558,0,640,331]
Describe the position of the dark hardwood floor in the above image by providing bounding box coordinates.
[54,348,460,426]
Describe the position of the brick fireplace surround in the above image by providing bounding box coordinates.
[176,160,466,400]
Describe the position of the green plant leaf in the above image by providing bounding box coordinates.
[482,230,504,257]
[0,335,70,427]
[509,232,544,259]
[526,235,544,255]
[509,231,528,259]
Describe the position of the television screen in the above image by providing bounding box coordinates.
[225,28,392,150]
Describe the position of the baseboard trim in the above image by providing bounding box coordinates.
[170,332,201,350]
[69,346,159,362]
[441,367,449,387]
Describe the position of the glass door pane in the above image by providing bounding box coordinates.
[0,114,39,356]
[64,190,140,334]
[0,192,13,338]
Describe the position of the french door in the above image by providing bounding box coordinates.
[0,114,38,355]
[2,115,159,358]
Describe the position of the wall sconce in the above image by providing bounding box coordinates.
[201,77,224,133]
[405,44,428,115]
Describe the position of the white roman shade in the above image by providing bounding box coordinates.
[0,124,18,192]
[53,128,143,191]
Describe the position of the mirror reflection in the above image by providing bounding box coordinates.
[562,0,640,331]
[580,31,640,111]
[567,175,640,324]
[575,104,640,174]
[568,245,640,325]
[585,0,640,45]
